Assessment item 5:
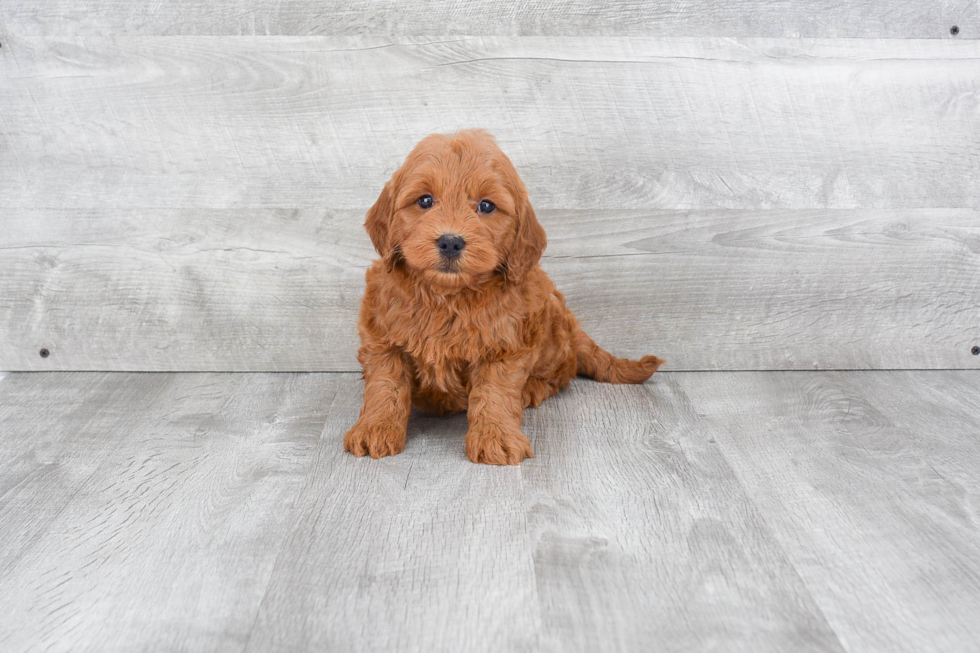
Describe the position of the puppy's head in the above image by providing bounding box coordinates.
[365,129,546,290]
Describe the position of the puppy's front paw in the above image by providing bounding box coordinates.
[344,419,406,459]
[465,424,533,465]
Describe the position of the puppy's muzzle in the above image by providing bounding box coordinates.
[436,234,466,260]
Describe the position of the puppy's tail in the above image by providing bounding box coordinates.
[574,329,665,384]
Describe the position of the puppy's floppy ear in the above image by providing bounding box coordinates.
[505,195,547,284]
[365,179,395,258]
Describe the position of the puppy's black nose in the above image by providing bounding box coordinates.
[436,234,466,259]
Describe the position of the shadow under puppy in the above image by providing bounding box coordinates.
[345,129,665,465]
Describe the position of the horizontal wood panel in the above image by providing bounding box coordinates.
[2,208,977,371]
[2,37,979,210]
[0,1,976,38]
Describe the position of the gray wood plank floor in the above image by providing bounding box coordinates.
[1,371,979,652]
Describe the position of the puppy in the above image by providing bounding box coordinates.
[345,129,665,465]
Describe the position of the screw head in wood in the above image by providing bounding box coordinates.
[972,346,980,356]
[39,348,50,358]
[950,25,960,35]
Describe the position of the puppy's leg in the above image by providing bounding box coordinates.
[344,345,412,458]
[465,357,534,465]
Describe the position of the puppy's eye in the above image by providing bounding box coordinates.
[417,195,434,209]
[478,199,496,214]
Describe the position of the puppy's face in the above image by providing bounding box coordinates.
[365,130,546,291]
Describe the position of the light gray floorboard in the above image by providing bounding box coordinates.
[2,209,978,372]
[0,0,975,38]
[242,383,542,652]
[682,371,980,653]
[2,38,978,211]
[0,373,335,652]
[521,380,844,652]
[0,373,173,578]
[2,371,979,652]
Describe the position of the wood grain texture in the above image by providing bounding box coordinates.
[1,37,978,210]
[2,370,980,652]
[682,371,980,653]
[2,208,978,372]
[0,372,336,652]
[243,380,542,652]
[521,379,845,652]
[0,373,172,581]
[0,0,976,37]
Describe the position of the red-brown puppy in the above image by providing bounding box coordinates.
[345,129,664,465]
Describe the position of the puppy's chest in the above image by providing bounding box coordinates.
[386,299,518,382]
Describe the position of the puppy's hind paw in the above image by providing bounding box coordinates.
[344,420,406,459]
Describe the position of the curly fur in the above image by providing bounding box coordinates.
[344,129,665,465]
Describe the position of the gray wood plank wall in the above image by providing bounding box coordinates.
[1,1,976,37]
[2,208,979,371]
[1,6,978,371]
